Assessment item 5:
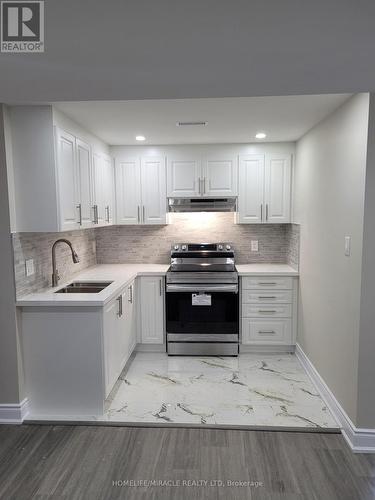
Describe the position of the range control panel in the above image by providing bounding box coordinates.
[171,243,232,252]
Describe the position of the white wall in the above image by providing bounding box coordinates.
[294,94,369,424]
[357,93,375,428]
[111,142,295,159]
[0,105,22,404]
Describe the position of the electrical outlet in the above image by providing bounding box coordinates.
[344,236,351,256]
[25,259,35,277]
[251,240,259,252]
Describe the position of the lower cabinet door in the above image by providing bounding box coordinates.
[103,290,128,397]
[126,280,137,354]
[139,276,164,344]
[242,318,292,345]
[103,296,121,396]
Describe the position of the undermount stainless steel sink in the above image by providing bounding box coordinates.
[55,281,113,294]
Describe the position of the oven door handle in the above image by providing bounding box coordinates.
[166,284,238,293]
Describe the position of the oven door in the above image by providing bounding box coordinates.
[166,284,239,341]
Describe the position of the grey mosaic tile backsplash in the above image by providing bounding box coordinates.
[95,213,300,267]
[286,223,300,270]
[13,229,96,297]
[13,215,300,297]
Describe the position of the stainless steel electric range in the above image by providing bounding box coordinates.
[165,243,239,356]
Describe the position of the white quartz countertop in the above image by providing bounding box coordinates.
[236,264,299,276]
[17,263,298,307]
[16,264,169,307]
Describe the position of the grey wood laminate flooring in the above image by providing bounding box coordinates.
[0,424,374,500]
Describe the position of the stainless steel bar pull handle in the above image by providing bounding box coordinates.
[203,177,206,194]
[260,204,263,221]
[93,205,98,224]
[159,279,162,296]
[258,282,277,285]
[128,285,133,303]
[137,206,140,223]
[76,204,82,225]
[117,295,123,317]
[142,205,145,223]
[266,204,269,221]
[259,330,275,334]
[198,178,202,195]
[106,205,110,223]
[258,296,276,299]
[258,310,277,313]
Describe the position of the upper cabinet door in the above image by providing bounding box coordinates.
[238,155,265,223]
[75,139,92,228]
[102,154,114,225]
[55,128,79,232]
[167,157,201,197]
[141,157,167,224]
[115,158,141,224]
[91,152,104,226]
[264,154,291,223]
[203,156,238,196]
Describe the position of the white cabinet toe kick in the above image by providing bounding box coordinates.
[240,275,298,352]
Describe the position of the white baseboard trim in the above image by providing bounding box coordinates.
[296,343,375,453]
[0,398,29,424]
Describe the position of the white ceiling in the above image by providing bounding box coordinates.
[55,94,351,145]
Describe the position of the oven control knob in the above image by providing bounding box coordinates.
[218,244,223,250]
[182,245,187,251]
[226,244,231,250]
[174,245,179,250]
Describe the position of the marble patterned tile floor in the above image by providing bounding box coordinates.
[98,353,339,429]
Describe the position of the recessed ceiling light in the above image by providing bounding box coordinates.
[255,132,267,139]
[135,135,146,141]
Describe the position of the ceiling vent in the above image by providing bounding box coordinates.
[176,121,207,126]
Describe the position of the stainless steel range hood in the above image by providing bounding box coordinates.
[168,197,237,213]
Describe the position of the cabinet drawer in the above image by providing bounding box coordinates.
[242,318,292,344]
[242,276,293,290]
[242,303,292,318]
[242,290,293,304]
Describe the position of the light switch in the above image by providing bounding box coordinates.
[25,259,35,276]
[251,240,259,252]
[344,236,351,257]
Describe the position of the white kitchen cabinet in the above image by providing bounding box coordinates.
[167,157,201,197]
[141,157,167,224]
[116,158,141,224]
[75,138,93,229]
[103,281,137,397]
[264,154,291,223]
[167,155,237,197]
[92,152,115,227]
[55,129,79,231]
[102,154,115,225]
[238,155,264,223]
[240,275,298,350]
[126,280,137,354]
[203,156,238,196]
[8,106,113,232]
[116,156,167,225]
[238,153,292,223]
[139,276,165,344]
[103,292,124,396]
[55,130,94,231]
